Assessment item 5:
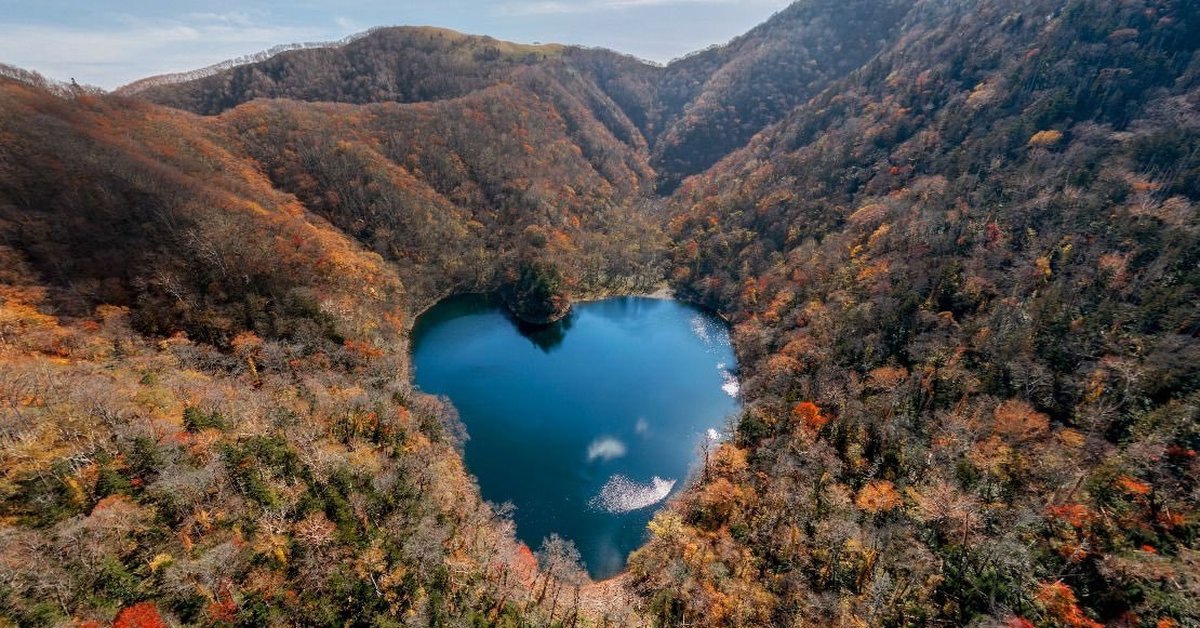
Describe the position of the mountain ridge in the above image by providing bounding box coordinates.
[123,3,915,190]
[114,29,377,96]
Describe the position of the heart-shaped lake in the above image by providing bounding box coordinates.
[411,295,740,578]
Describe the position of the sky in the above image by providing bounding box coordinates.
[0,0,793,90]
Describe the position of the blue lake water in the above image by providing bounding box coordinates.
[410,295,740,578]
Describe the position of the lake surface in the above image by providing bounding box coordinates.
[410,295,740,578]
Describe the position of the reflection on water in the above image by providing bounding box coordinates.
[511,311,574,353]
[411,294,739,578]
[589,475,677,514]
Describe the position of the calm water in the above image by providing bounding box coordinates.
[410,295,740,578]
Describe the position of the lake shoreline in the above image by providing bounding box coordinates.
[571,281,675,304]
[405,282,686,333]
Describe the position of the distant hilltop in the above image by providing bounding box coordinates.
[115,26,574,96]
[114,29,375,95]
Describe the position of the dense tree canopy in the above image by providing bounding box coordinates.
[0,73,641,626]
[650,0,1199,625]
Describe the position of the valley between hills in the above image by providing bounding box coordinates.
[1,0,1198,626]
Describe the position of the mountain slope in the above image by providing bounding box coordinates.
[123,27,652,160]
[125,1,915,192]
[646,0,913,191]
[0,74,647,626]
[640,0,1200,625]
[215,74,663,305]
[123,27,563,114]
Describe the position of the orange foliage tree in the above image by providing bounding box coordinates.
[856,480,903,514]
[992,399,1049,443]
[791,401,829,432]
[1036,581,1102,628]
[113,602,168,628]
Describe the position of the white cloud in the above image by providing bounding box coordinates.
[335,16,362,32]
[496,0,786,16]
[178,11,259,27]
[589,474,675,513]
[0,13,336,89]
[586,436,627,462]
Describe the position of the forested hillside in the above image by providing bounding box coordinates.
[640,0,912,191]
[215,73,664,311]
[0,74,645,625]
[646,0,1200,625]
[2,0,1198,625]
[122,28,566,115]
[126,7,916,193]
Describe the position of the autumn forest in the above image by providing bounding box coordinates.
[0,0,1197,626]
